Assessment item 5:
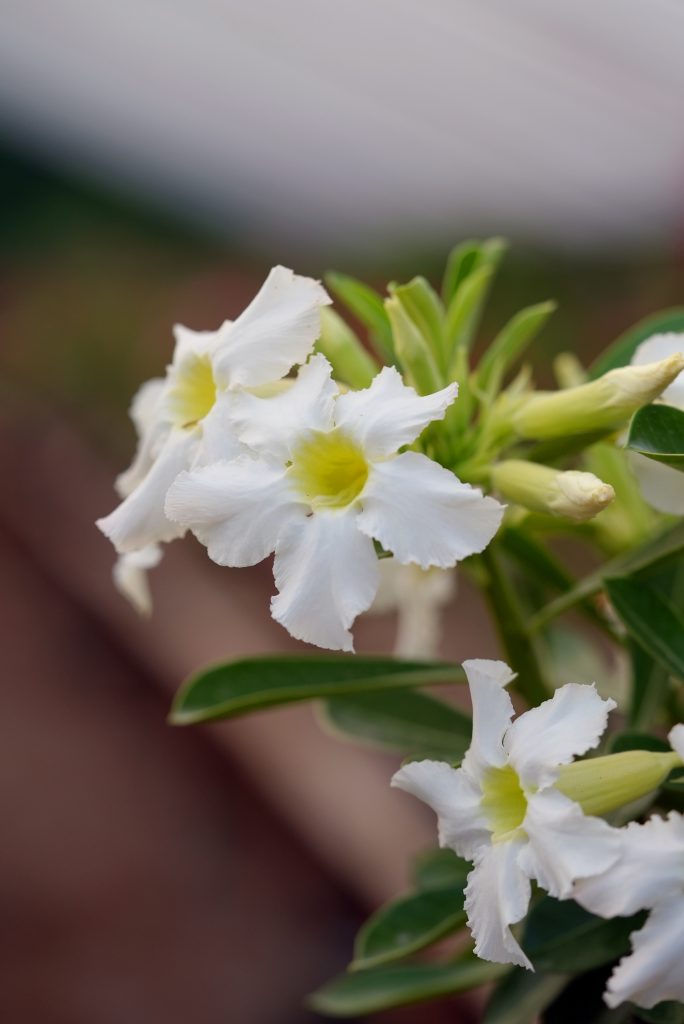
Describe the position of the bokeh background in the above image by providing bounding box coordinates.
[1,3,684,1022]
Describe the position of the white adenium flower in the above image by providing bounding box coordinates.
[629,333,684,515]
[96,267,330,599]
[392,659,620,969]
[573,724,684,1010]
[112,544,162,617]
[165,356,504,651]
[370,561,457,659]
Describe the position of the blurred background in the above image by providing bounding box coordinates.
[1,2,684,1021]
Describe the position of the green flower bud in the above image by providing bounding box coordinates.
[556,749,681,816]
[511,354,684,440]
[490,460,614,522]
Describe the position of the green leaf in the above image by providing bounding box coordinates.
[627,404,684,471]
[325,271,395,364]
[315,307,378,388]
[605,577,684,681]
[386,294,443,394]
[523,897,644,973]
[321,689,471,758]
[308,958,505,1017]
[352,886,467,970]
[170,655,463,725]
[484,969,569,1024]
[390,276,445,368]
[610,730,670,754]
[635,1001,684,1023]
[527,521,684,633]
[589,308,684,379]
[442,239,482,306]
[628,639,671,731]
[412,848,471,892]
[478,300,557,396]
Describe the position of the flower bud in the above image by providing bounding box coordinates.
[556,749,681,816]
[511,354,684,440]
[490,460,614,522]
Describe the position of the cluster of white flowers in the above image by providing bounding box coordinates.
[97,266,504,649]
[393,659,684,1011]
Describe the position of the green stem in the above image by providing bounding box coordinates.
[479,543,550,706]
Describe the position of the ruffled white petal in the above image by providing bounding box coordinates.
[668,723,684,760]
[172,323,225,362]
[520,789,621,900]
[213,266,331,389]
[112,544,162,616]
[460,659,516,782]
[229,354,337,461]
[165,456,305,567]
[196,391,245,466]
[391,760,490,861]
[632,332,684,408]
[574,812,684,919]
[357,452,505,569]
[271,508,378,651]
[115,378,168,498]
[629,451,684,516]
[465,840,533,970]
[505,683,615,790]
[334,366,458,458]
[605,896,684,1010]
[97,429,198,553]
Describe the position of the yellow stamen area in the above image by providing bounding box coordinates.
[480,765,528,843]
[289,429,369,509]
[167,355,217,428]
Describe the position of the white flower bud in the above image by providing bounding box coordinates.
[490,460,614,522]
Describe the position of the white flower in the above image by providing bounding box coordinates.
[629,333,684,515]
[165,357,504,651]
[392,659,620,969]
[370,561,457,659]
[573,724,684,1010]
[96,266,330,572]
[112,544,162,616]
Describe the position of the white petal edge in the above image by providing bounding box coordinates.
[631,333,684,408]
[115,378,168,498]
[460,659,516,782]
[271,508,378,651]
[357,452,505,570]
[505,683,615,790]
[112,544,163,616]
[97,429,198,553]
[196,391,246,466]
[669,723,684,760]
[213,266,331,389]
[165,456,305,567]
[391,759,490,861]
[605,896,684,1010]
[628,451,684,516]
[334,366,458,458]
[465,840,533,970]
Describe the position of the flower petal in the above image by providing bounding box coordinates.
[669,723,684,760]
[271,508,378,651]
[97,430,198,553]
[520,789,621,900]
[632,332,684,408]
[213,266,331,389]
[334,366,458,458]
[357,452,505,569]
[172,323,225,362]
[465,840,533,970]
[165,456,305,567]
[574,811,684,918]
[460,659,516,781]
[115,378,168,498]
[391,760,490,861]
[505,683,615,790]
[629,451,684,516]
[112,544,163,616]
[197,391,245,465]
[605,896,684,1010]
[229,353,337,460]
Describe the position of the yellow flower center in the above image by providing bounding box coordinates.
[289,430,369,509]
[480,765,528,842]
[167,355,217,428]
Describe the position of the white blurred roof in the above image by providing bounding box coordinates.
[1,0,684,252]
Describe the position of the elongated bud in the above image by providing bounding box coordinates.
[386,296,443,395]
[490,460,614,522]
[556,750,681,816]
[511,354,684,439]
[316,307,378,389]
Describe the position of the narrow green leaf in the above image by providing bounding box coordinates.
[527,521,684,633]
[308,958,505,1017]
[325,271,395,364]
[315,307,378,388]
[478,300,557,396]
[390,276,445,367]
[627,404,684,471]
[170,655,463,725]
[635,1001,684,1023]
[484,968,569,1024]
[386,294,443,394]
[352,886,466,970]
[609,731,670,754]
[321,689,470,758]
[523,897,644,973]
[629,639,671,731]
[445,265,494,361]
[442,240,482,306]
[605,577,684,681]
[589,308,684,379]
[412,848,471,892]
